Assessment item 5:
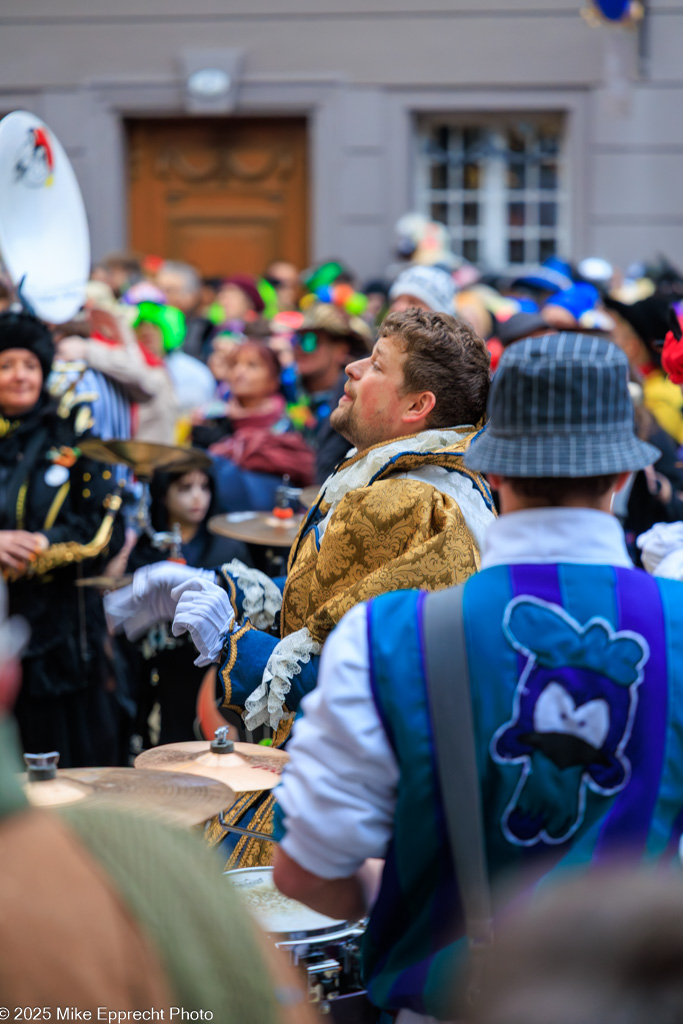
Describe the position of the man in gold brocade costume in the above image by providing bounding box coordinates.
[107,308,495,859]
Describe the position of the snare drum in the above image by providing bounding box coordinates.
[225,866,366,1009]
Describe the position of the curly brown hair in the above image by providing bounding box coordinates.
[379,309,490,429]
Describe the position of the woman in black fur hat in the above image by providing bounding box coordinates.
[0,311,125,767]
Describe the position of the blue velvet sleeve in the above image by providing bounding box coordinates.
[285,655,320,714]
[219,626,278,712]
[219,625,320,715]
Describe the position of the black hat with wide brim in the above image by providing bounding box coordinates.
[603,294,671,349]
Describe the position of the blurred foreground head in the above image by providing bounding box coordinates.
[472,868,683,1024]
[0,577,29,715]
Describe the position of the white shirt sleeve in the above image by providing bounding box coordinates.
[275,602,399,879]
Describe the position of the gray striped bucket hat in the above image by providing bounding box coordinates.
[464,332,660,477]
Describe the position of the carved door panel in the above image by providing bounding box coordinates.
[127,117,309,277]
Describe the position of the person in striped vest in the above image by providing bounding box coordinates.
[273,333,683,1024]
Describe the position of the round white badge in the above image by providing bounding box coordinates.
[44,464,69,487]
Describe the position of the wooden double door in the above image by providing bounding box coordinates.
[127,117,309,278]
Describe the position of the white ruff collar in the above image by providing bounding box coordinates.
[320,427,473,509]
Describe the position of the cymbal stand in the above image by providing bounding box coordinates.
[133,479,184,560]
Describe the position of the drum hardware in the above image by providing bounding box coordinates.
[24,751,60,781]
[21,752,235,827]
[210,725,233,753]
[274,479,320,514]
[273,475,302,515]
[303,957,343,1006]
[225,866,367,1013]
[216,810,276,843]
[277,926,367,1008]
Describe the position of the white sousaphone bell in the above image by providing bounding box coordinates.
[0,110,90,324]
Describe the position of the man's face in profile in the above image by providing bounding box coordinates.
[331,334,411,451]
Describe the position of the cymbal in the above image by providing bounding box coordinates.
[79,439,211,479]
[22,767,234,828]
[75,574,133,590]
[299,485,321,509]
[208,512,303,548]
[135,740,289,793]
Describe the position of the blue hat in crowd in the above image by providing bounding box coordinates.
[545,283,600,321]
[511,261,573,297]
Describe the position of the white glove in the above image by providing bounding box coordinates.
[104,561,216,641]
[637,522,683,575]
[171,577,236,667]
[653,549,683,581]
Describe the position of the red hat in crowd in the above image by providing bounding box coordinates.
[221,275,265,315]
[662,307,683,385]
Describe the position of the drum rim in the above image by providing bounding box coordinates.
[224,866,359,940]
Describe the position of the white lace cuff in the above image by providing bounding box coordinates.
[221,560,283,629]
[244,627,322,731]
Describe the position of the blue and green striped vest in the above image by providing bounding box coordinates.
[364,562,683,1019]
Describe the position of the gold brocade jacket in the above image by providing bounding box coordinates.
[214,422,495,867]
[283,428,491,644]
[220,423,495,732]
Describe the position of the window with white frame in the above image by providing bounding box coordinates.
[416,114,568,272]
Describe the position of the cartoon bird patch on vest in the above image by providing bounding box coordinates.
[491,597,649,847]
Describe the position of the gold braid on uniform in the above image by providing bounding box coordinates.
[220,621,256,716]
[283,478,480,644]
[204,791,277,870]
[8,492,123,581]
[0,417,21,438]
[225,794,277,870]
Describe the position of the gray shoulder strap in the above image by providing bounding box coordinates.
[422,584,493,954]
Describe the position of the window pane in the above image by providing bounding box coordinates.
[430,163,448,190]
[539,202,557,227]
[509,239,525,264]
[508,127,525,153]
[463,128,482,157]
[508,202,525,227]
[434,126,449,151]
[464,163,481,190]
[540,163,557,190]
[463,202,479,226]
[539,239,557,262]
[430,202,448,224]
[538,131,558,156]
[508,163,526,190]
[463,239,479,264]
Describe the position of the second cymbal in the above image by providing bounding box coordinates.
[135,739,289,793]
[208,512,303,548]
[80,439,211,479]
[22,766,234,828]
